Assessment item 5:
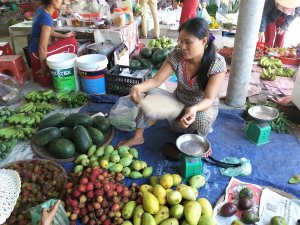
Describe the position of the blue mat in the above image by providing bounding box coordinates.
[62,101,300,212]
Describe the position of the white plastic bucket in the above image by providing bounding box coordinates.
[46,53,78,93]
[76,54,108,95]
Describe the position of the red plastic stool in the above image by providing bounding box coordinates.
[30,55,52,87]
[0,55,29,85]
[0,42,13,56]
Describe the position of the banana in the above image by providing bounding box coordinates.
[34,114,41,125]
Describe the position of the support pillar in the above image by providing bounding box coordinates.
[225,0,265,107]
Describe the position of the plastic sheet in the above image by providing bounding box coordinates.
[0,73,20,106]
[220,157,252,177]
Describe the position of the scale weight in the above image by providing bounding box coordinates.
[179,154,202,179]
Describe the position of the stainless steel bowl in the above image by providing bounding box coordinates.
[176,134,211,157]
[248,105,279,122]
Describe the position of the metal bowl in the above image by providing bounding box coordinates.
[176,134,211,157]
[248,105,279,122]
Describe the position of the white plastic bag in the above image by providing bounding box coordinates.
[108,96,139,131]
[0,73,20,106]
[159,7,177,25]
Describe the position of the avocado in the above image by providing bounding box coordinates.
[220,202,238,217]
[241,211,260,224]
[238,198,253,211]
[270,216,288,225]
[239,188,253,199]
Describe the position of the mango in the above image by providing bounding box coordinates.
[110,154,120,163]
[89,155,98,162]
[167,190,182,205]
[231,220,244,225]
[153,184,167,205]
[99,159,108,168]
[150,175,160,187]
[129,147,139,158]
[142,212,156,225]
[131,160,143,171]
[123,221,133,225]
[192,187,198,198]
[87,145,97,157]
[160,173,173,189]
[140,160,147,169]
[143,192,160,214]
[122,167,131,176]
[122,201,137,219]
[142,166,153,177]
[91,161,99,168]
[172,174,182,186]
[119,157,132,167]
[74,164,83,173]
[120,152,133,159]
[160,218,179,225]
[170,204,184,219]
[184,201,201,225]
[176,184,196,201]
[270,216,288,225]
[140,184,154,193]
[104,144,114,155]
[111,150,119,155]
[118,145,130,154]
[154,206,170,224]
[241,211,259,224]
[99,155,110,161]
[189,175,206,189]
[107,162,115,169]
[109,163,123,172]
[182,220,190,225]
[198,215,216,225]
[129,171,143,179]
[133,205,144,225]
[197,198,213,216]
[95,146,104,157]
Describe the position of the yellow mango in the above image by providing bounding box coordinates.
[143,192,160,214]
[133,205,144,225]
[154,206,170,224]
[153,184,167,205]
[184,201,201,225]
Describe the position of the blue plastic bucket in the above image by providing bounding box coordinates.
[76,54,108,95]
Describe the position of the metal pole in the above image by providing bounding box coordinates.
[225,0,265,107]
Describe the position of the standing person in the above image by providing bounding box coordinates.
[29,0,78,82]
[259,0,300,48]
[179,0,207,26]
[139,0,160,38]
[117,17,226,148]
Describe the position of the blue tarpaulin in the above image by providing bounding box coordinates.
[61,100,300,224]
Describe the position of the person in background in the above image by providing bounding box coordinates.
[29,0,78,81]
[138,0,160,38]
[259,0,300,48]
[117,17,226,149]
[179,0,207,26]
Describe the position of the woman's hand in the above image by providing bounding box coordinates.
[36,66,49,77]
[64,31,76,38]
[41,199,60,225]
[130,85,142,104]
[258,32,264,42]
[179,106,197,129]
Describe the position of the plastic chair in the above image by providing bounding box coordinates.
[0,55,29,85]
[0,42,13,56]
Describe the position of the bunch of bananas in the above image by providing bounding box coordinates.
[260,56,295,80]
[25,89,56,102]
[0,126,35,140]
[19,101,53,114]
[0,138,17,161]
[0,107,15,117]
[57,91,90,108]
[209,16,221,29]
[7,112,44,127]
[259,56,284,68]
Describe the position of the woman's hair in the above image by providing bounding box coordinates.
[179,17,216,89]
[41,0,51,6]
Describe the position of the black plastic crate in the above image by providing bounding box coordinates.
[105,65,152,96]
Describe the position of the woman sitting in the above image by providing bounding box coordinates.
[29,0,78,83]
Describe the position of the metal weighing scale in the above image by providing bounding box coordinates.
[245,105,279,145]
[176,134,243,179]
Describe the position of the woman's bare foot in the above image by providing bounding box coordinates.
[116,136,145,148]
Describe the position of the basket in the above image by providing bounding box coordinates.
[274,56,300,66]
[105,65,152,96]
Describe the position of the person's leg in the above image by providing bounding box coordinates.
[47,36,78,56]
[117,88,177,147]
[264,22,276,48]
[148,0,160,38]
[140,0,148,38]
[273,31,285,48]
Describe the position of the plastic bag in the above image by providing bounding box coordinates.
[99,0,111,19]
[30,199,69,225]
[0,73,20,106]
[108,95,139,131]
[196,7,211,24]
[159,7,178,25]
[220,157,252,177]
